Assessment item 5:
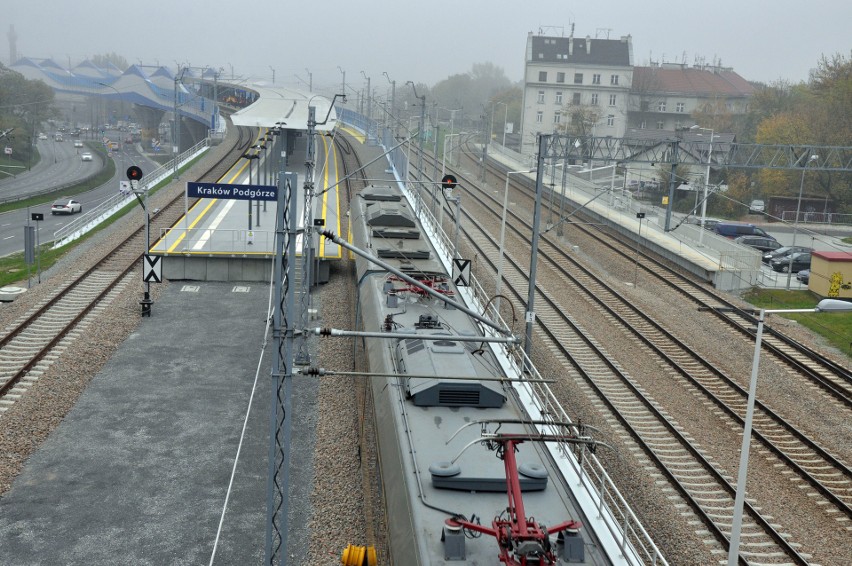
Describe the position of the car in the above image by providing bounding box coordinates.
[762,246,812,264]
[38,132,47,140]
[685,216,722,230]
[714,222,773,239]
[73,140,83,148]
[80,152,93,161]
[748,199,765,214]
[796,269,810,284]
[124,135,133,144]
[770,251,811,273]
[735,235,782,253]
[51,198,82,215]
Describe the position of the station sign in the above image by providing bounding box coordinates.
[187,182,278,201]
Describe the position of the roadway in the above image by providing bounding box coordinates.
[0,134,160,257]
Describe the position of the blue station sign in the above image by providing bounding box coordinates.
[187,182,278,201]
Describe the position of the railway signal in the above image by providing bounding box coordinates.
[441,174,457,190]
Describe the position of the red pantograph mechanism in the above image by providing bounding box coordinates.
[388,275,455,297]
[446,434,582,565]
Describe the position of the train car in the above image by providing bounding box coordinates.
[346,184,614,565]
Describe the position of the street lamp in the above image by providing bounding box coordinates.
[726,299,852,566]
[786,154,819,289]
[383,72,396,138]
[690,125,715,245]
[496,169,534,312]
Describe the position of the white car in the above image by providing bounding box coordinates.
[51,198,83,215]
[81,152,93,161]
[74,140,83,148]
[749,199,765,214]
[38,132,48,140]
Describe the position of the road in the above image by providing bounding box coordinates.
[0,134,160,257]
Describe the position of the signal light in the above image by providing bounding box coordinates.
[441,174,457,190]
[126,166,144,181]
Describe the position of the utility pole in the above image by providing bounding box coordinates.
[407,81,426,188]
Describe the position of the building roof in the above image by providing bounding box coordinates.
[633,65,755,97]
[813,251,852,261]
[528,33,632,66]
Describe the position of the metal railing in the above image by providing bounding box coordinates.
[53,138,211,247]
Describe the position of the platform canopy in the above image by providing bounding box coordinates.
[230,84,336,132]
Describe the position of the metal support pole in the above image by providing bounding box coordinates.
[663,140,679,232]
[727,308,765,566]
[524,135,548,363]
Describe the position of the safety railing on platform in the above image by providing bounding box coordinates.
[154,226,274,254]
[53,138,210,247]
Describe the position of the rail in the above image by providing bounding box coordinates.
[373,132,666,565]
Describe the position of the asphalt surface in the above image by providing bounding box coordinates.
[0,134,161,257]
[0,281,319,565]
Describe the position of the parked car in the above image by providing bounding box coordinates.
[38,132,47,140]
[714,222,773,239]
[748,199,765,214]
[80,152,93,161]
[51,198,82,215]
[735,235,782,253]
[763,246,813,264]
[770,251,811,273]
[796,269,810,284]
[685,216,722,230]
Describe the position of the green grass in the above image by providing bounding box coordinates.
[0,148,117,215]
[0,150,207,288]
[742,288,852,355]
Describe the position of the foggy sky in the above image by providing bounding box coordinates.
[6,0,850,93]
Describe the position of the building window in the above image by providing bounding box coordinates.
[536,111,543,123]
[554,112,561,124]
[572,92,581,105]
[537,90,545,104]
[656,121,664,129]
[555,91,563,104]
[592,74,601,85]
[574,73,583,84]
[641,100,650,112]
[676,102,685,113]
[657,101,666,112]
[539,71,548,82]
[556,72,565,83]
[639,120,646,129]
[609,94,617,106]
[590,93,598,105]
[607,114,615,126]
[610,75,619,85]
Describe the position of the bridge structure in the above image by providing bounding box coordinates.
[9,57,252,151]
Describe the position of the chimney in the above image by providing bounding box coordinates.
[568,38,573,55]
[586,35,591,54]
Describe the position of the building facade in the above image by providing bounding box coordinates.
[520,32,755,156]
[520,32,634,156]
[629,63,755,131]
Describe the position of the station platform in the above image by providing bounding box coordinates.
[484,145,761,291]
[150,131,343,283]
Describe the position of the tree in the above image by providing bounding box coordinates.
[556,104,602,137]
[0,64,57,165]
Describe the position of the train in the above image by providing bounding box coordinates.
[327,182,621,565]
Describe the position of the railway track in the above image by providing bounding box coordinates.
[0,122,255,415]
[401,140,851,563]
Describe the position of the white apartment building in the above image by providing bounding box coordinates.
[519,33,755,157]
[520,32,634,156]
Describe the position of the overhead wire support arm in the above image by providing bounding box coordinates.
[318,229,512,337]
